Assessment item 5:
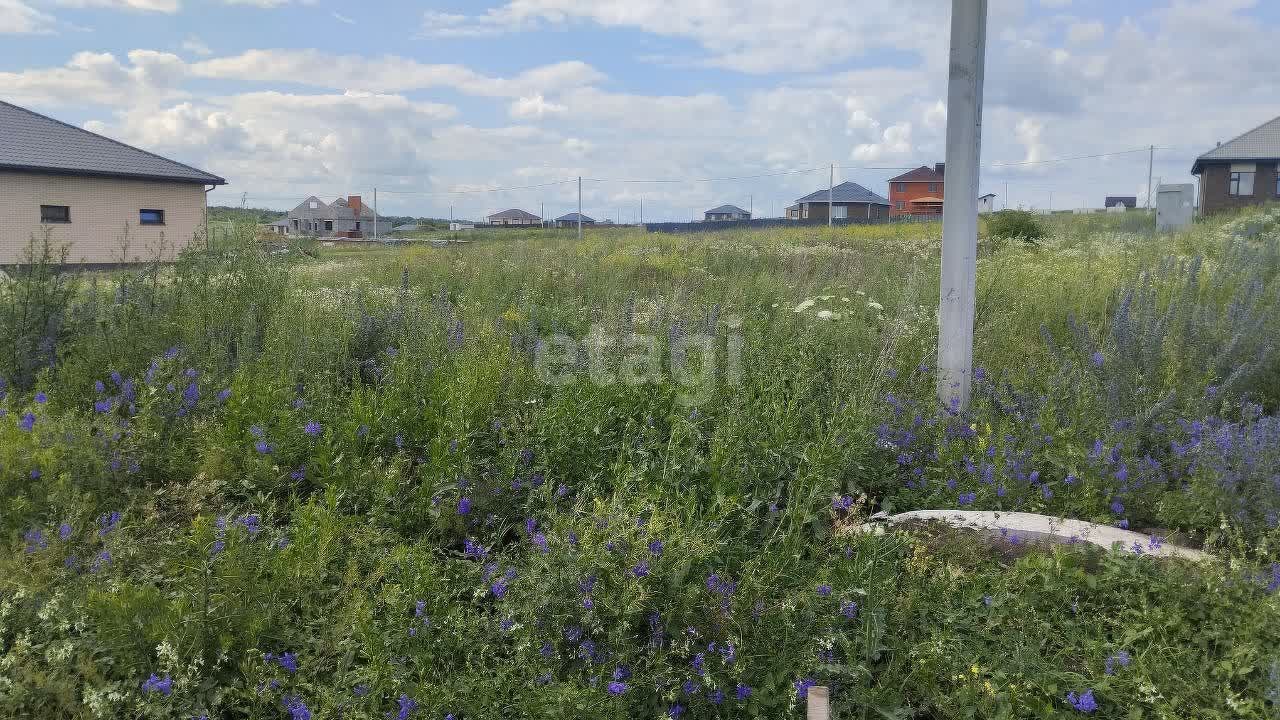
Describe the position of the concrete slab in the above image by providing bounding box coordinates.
[854,509,1210,562]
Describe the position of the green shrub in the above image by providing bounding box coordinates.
[987,209,1048,243]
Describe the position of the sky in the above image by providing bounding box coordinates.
[1,0,1278,221]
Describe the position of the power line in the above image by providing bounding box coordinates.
[373,179,576,196]
[581,166,827,184]
[986,146,1170,168]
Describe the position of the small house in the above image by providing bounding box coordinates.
[1191,115,1280,215]
[487,208,541,226]
[978,193,997,214]
[555,212,595,229]
[786,182,890,221]
[704,204,751,222]
[1105,196,1137,211]
[888,164,945,217]
[285,195,392,238]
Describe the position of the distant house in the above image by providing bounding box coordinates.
[487,208,541,226]
[0,100,226,264]
[1105,196,1138,211]
[786,182,890,221]
[704,204,751,222]
[888,164,945,217]
[285,195,392,238]
[555,212,595,229]
[448,221,474,231]
[1191,115,1280,215]
[978,193,997,214]
[266,219,291,235]
[392,223,419,233]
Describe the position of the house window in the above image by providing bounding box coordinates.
[139,209,165,225]
[355,221,361,230]
[896,201,905,210]
[802,205,809,219]
[895,183,905,193]
[324,220,333,231]
[832,205,848,219]
[40,205,71,223]
[309,201,319,209]
[928,183,938,193]
[1230,172,1255,196]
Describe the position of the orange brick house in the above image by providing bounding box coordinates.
[888,163,945,218]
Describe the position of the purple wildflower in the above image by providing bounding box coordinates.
[19,412,35,431]
[34,391,47,404]
[304,421,321,437]
[396,694,417,720]
[1067,689,1098,713]
[736,684,752,700]
[458,497,472,515]
[141,673,172,696]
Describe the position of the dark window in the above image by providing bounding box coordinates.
[928,183,938,193]
[355,221,361,230]
[1276,172,1280,196]
[895,183,906,193]
[139,209,165,225]
[324,220,333,231]
[40,205,70,223]
[1229,172,1255,196]
[896,201,905,210]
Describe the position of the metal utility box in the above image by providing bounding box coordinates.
[1156,184,1194,232]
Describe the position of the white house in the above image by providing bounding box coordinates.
[978,193,997,214]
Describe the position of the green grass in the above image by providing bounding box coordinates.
[1,209,1279,719]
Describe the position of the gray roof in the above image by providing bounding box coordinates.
[556,212,595,223]
[0,100,225,185]
[1192,115,1280,173]
[795,181,890,206]
[488,208,541,221]
[705,204,749,215]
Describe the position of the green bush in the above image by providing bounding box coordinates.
[987,209,1048,243]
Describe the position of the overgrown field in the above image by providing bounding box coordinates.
[2,209,1280,719]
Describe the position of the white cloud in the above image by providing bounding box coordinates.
[54,0,180,12]
[191,50,604,97]
[852,123,913,163]
[420,0,950,74]
[1066,21,1105,45]
[331,11,354,24]
[181,35,211,56]
[0,50,187,106]
[0,0,56,33]
[510,94,567,119]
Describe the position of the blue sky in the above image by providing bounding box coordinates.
[2,0,1278,220]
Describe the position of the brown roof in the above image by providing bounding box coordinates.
[889,165,944,183]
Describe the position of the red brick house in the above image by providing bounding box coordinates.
[1191,115,1280,215]
[888,164,945,217]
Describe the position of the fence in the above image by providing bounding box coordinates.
[642,216,894,234]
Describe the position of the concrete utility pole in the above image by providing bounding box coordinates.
[937,0,988,410]
[640,198,644,226]
[373,187,378,241]
[1152,143,1162,208]
[577,176,583,241]
[1004,181,1008,210]
[828,163,834,227]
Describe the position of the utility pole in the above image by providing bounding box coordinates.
[577,176,583,241]
[828,163,834,227]
[1152,144,1162,208]
[1049,191,1053,213]
[240,191,246,209]
[937,0,988,410]
[541,202,545,228]
[1004,181,1008,210]
[640,197,644,226]
[373,187,378,241]
[749,194,753,219]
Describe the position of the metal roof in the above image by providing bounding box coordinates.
[556,212,595,222]
[0,100,225,185]
[1104,196,1137,208]
[795,181,890,206]
[488,208,541,220]
[705,204,749,215]
[1192,115,1280,173]
[889,165,944,183]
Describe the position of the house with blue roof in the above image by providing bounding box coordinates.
[786,181,890,221]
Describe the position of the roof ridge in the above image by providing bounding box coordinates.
[0,99,225,184]
[1195,114,1280,160]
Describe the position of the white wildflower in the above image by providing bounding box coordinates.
[868,301,884,312]
[793,299,816,313]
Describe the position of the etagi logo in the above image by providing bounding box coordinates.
[532,318,744,405]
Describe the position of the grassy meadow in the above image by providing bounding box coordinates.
[2,208,1279,719]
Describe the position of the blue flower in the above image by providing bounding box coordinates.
[19,412,35,431]
[736,684,752,700]
[23,528,47,553]
[277,651,298,673]
[282,696,311,720]
[249,425,265,438]
[458,497,472,515]
[255,440,273,455]
[816,584,832,597]
[631,560,650,578]
[34,392,47,404]
[1067,689,1098,713]
[304,421,322,437]
[217,388,232,402]
[94,380,106,393]
[649,539,664,555]
[794,677,816,699]
[396,694,417,719]
[98,511,121,536]
[141,673,173,696]
[58,522,72,541]
[1104,650,1132,675]
[840,600,858,619]
[1090,351,1104,368]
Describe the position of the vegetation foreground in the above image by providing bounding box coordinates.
[2,210,1279,719]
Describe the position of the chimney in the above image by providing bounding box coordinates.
[935,163,945,176]
[348,195,362,215]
